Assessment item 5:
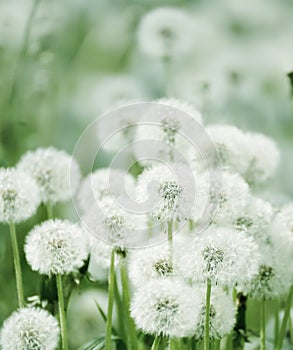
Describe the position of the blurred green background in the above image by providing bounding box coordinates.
[1,0,293,348]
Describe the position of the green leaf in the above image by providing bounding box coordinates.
[94,301,118,336]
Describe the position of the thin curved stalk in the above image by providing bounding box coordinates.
[260,299,266,350]
[105,249,116,350]
[276,285,293,350]
[56,274,68,350]
[120,260,138,350]
[204,279,212,350]
[151,336,161,350]
[9,222,24,307]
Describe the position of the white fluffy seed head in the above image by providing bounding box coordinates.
[136,163,196,223]
[270,204,293,266]
[77,168,136,213]
[0,168,40,223]
[207,171,250,225]
[244,132,280,185]
[17,147,81,204]
[155,98,203,125]
[233,196,274,244]
[82,197,147,248]
[25,219,88,275]
[131,279,200,338]
[0,307,59,350]
[137,7,194,59]
[194,287,236,340]
[175,227,260,287]
[189,125,280,186]
[128,242,174,288]
[237,244,291,300]
[134,100,202,165]
[205,124,249,174]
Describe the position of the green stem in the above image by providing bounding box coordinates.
[260,299,266,350]
[204,279,212,350]
[169,338,176,350]
[151,336,161,350]
[274,299,279,348]
[213,339,220,350]
[105,249,116,350]
[9,222,24,308]
[120,260,138,350]
[163,55,172,97]
[56,274,68,350]
[276,285,293,350]
[46,203,53,219]
[226,334,232,350]
[113,272,127,343]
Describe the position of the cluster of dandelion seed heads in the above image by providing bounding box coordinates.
[0,307,59,350]
[0,168,40,223]
[131,279,200,338]
[25,219,88,275]
[17,147,81,204]
[199,125,280,186]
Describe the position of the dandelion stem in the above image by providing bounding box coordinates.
[151,336,161,350]
[276,284,293,350]
[169,338,177,350]
[214,339,220,350]
[120,259,138,350]
[46,203,53,219]
[260,299,266,350]
[56,274,68,350]
[113,272,127,343]
[9,222,24,308]
[274,299,279,348]
[105,249,116,350]
[204,278,212,350]
[163,55,172,97]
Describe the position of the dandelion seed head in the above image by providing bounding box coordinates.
[204,124,249,173]
[244,132,280,185]
[131,279,200,337]
[137,7,194,59]
[128,242,174,288]
[195,288,236,340]
[25,219,88,275]
[134,99,202,164]
[0,307,59,350]
[82,197,147,248]
[175,227,260,286]
[136,163,195,222]
[78,168,136,213]
[237,244,291,299]
[208,171,250,225]
[17,147,81,204]
[233,196,274,244]
[0,168,40,223]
